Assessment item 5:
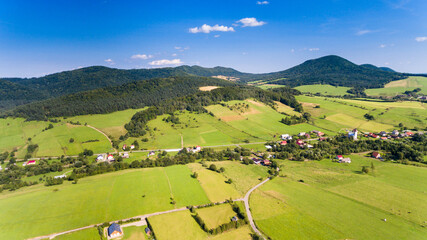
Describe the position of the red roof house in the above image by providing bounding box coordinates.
[336,155,343,160]
[26,160,36,165]
[372,152,381,159]
[280,141,287,146]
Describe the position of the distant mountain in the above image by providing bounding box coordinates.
[247,55,405,88]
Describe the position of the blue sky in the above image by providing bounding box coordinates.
[0,0,426,77]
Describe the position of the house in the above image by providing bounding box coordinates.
[379,131,387,137]
[145,227,151,235]
[265,145,272,149]
[336,155,343,160]
[107,154,115,161]
[281,134,292,140]
[348,129,358,140]
[312,130,324,136]
[368,133,379,138]
[122,152,129,158]
[122,144,127,150]
[96,154,104,161]
[296,139,304,147]
[380,137,387,140]
[307,144,313,148]
[108,223,123,238]
[372,152,381,159]
[262,159,271,166]
[253,159,262,165]
[26,160,36,165]
[405,131,414,136]
[231,216,238,222]
[280,141,287,146]
[319,137,327,141]
[148,151,156,157]
[130,145,135,150]
[187,146,202,153]
[0,166,2,171]
[339,157,351,163]
[54,174,67,179]
[298,132,306,137]
[391,130,399,136]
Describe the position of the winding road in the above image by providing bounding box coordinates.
[27,178,271,240]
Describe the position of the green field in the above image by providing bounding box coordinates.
[297,95,427,131]
[0,165,210,239]
[250,156,427,239]
[196,204,236,229]
[189,163,241,202]
[67,108,145,138]
[294,84,352,96]
[148,210,207,240]
[122,226,149,240]
[366,76,427,96]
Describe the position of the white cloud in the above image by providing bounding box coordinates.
[380,44,387,48]
[131,54,153,60]
[356,30,372,36]
[149,59,183,66]
[290,49,295,53]
[172,53,177,57]
[309,48,320,51]
[189,24,235,33]
[214,34,220,38]
[174,46,182,50]
[237,18,266,27]
[257,1,269,5]
[104,59,114,65]
[415,37,427,42]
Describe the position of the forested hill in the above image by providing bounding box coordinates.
[244,55,406,88]
[6,76,237,120]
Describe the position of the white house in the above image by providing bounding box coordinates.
[97,154,104,161]
[54,174,67,179]
[281,134,292,140]
[298,132,306,137]
[122,152,129,158]
[107,154,115,161]
[339,158,351,163]
[130,145,135,150]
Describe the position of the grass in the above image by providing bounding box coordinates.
[296,95,427,131]
[211,161,269,195]
[196,204,236,230]
[366,76,427,96]
[31,123,113,157]
[54,227,99,240]
[250,156,427,239]
[188,163,241,202]
[257,84,284,90]
[66,108,145,138]
[148,210,207,240]
[0,165,210,239]
[122,226,149,240]
[295,84,351,96]
[209,226,253,240]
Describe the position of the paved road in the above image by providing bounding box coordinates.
[244,178,270,240]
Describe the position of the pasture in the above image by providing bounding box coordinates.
[0,165,209,239]
[148,210,207,240]
[54,227,99,240]
[196,204,236,230]
[294,84,351,96]
[366,76,427,96]
[250,156,427,239]
[188,163,241,202]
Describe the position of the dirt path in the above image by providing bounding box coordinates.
[86,125,117,153]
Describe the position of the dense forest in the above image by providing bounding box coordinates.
[124,86,302,137]
[5,76,237,120]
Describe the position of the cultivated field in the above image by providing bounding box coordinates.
[250,155,427,239]
[0,166,209,239]
[366,76,427,96]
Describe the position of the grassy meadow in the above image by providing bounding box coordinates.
[294,84,351,96]
[366,76,427,96]
[250,155,427,240]
[0,165,210,239]
[196,204,236,230]
[297,95,427,131]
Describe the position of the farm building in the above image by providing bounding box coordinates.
[145,227,151,235]
[280,141,287,146]
[54,174,67,179]
[296,139,305,147]
[265,145,272,149]
[372,152,381,159]
[262,159,271,166]
[298,132,306,137]
[281,134,292,140]
[348,129,358,140]
[148,151,156,157]
[336,155,343,160]
[121,152,129,158]
[107,154,115,161]
[26,160,36,165]
[391,130,399,136]
[122,144,127,150]
[130,145,135,150]
[108,223,123,238]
